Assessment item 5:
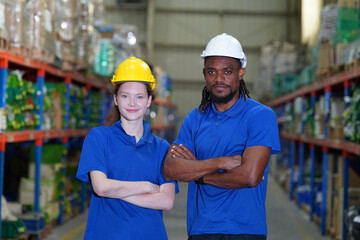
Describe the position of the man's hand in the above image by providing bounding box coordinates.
[170,144,197,160]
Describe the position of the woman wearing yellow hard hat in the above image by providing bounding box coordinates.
[76,57,179,240]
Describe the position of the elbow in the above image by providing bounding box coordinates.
[163,161,175,181]
[163,197,175,211]
[247,174,262,188]
[92,184,110,197]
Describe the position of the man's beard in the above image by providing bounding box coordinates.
[209,85,238,104]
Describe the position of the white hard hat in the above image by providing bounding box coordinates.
[201,33,247,68]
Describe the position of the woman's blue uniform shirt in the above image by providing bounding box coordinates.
[76,120,179,240]
[174,97,280,236]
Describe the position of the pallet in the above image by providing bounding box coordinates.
[0,37,8,49]
[29,48,54,63]
[316,67,333,81]
[62,60,75,71]
[333,64,345,74]
[345,58,360,72]
[8,45,30,58]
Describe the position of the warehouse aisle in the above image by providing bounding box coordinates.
[43,177,332,240]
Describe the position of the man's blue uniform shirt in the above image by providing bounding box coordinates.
[174,97,280,236]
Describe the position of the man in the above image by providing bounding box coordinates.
[163,33,280,240]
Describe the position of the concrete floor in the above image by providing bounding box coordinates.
[43,176,332,240]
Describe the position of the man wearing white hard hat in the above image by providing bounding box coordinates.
[163,33,281,240]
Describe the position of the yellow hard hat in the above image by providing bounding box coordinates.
[111,57,156,90]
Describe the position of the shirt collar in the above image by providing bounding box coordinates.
[210,97,247,118]
[112,120,153,143]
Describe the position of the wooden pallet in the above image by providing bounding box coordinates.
[316,67,333,81]
[333,64,345,74]
[345,58,359,72]
[61,60,75,71]
[0,37,8,49]
[29,48,54,64]
[8,45,31,59]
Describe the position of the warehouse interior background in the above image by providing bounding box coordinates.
[1,0,360,239]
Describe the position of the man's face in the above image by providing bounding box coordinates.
[203,56,245,104]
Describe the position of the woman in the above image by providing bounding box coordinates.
[76,57,178,240]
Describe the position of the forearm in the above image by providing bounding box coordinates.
[163,157,219,182]
[203,146,271,189]
[121,183,176,210]
[99,179,154,198]
[203,169,260,189]
[90,171,158,199]
[121,192,173,210]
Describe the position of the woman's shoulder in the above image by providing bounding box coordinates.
[87,126,112,138]
[150,134,170,148]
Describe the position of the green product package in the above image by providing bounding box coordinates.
[30,144,65,164]
[1,220,26,238]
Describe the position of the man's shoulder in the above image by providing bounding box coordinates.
[185,107,204,119]
[246,98,273,112]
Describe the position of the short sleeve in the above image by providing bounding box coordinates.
[246,107,281,154]
[158,139,179,194]
[76,128,108,183]
[173,109,197,154]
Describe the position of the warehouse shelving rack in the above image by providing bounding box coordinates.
[0,49,104,240]
[0,49,178,239]
[268,66,360,240]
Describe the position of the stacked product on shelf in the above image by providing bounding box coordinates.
[69,84,87,129]
[5,71,38,131]
[344,81,360,143]
[89,91,103,128]
[1,0,106,70]
[3,0,23,52]
[19,144,65,224]
[22,0,55,62]
[93,24,141,77]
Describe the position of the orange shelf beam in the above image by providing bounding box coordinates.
[280,132,360,156]
[268,65,360,107]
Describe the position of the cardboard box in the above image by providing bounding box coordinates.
[348,187,360,207]
[338,0,360,9]
[317,41,334,76]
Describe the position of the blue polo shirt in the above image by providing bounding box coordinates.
[174,97,280,236]
[76,120,178,240]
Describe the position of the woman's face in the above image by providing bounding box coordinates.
[114,82,152,122]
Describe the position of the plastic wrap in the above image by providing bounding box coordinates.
[318,4,338,43]
[0,0,7,39]
[43,0,55,55]
[93,38,116,76]
[112,24,141,67]
[75,0,91,69]
[4,0,23,47]
[92,0,104,27]
[22,0,43,50]
[54,0,77,61]
[55,0,77,41]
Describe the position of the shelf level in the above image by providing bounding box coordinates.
[280,132,360,155]
[0,129,89,143]
[0,50,104,88]
[268,66,360,107]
